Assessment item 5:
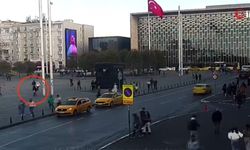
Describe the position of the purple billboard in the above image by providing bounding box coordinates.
[65,29,77,66]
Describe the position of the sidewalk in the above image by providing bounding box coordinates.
[101,81,250,150]
[102,104,250,150]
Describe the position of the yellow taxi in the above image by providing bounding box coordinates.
[55,97,92,116]
[95,92,122,107]
[192,84,212,95]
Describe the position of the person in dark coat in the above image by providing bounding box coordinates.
[236,92,243,109]
[222,84,227,97]
[227,83,232,96]
[198,74,201,81]
[132,113,142,137]
[187,115,200,138]
[140,107,152,134]
[96,86,101,98]
[212,109,223,134]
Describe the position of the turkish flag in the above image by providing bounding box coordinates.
[148,0,164,19]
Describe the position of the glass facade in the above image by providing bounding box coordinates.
[135,6,250,66]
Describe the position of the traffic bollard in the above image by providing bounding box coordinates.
[42,109,44,116]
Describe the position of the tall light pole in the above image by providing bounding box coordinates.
[39,0,46,96]
[45,17,49,75]
[48,0,54,95]
[178,5,183,76]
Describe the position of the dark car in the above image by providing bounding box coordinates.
[239,71,250,79]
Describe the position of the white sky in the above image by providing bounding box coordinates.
[0,0,249,37]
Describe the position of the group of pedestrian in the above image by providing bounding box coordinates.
[146,78,158,92]
[192,73,201,81]
[132,107,152,137]
[69,78,82,91]
[222,81,247,109]
[17,94,62,119]
[47,94,62,112]
[5,74,11,81]
[187,109,250,150]
[32,80,41,96]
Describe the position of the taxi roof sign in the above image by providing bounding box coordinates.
[123,85,134,105]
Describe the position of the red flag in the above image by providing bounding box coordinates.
[148,0,164,19]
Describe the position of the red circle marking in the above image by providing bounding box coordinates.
[16,75,51,107]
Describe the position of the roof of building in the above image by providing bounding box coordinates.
[131,3,250,17]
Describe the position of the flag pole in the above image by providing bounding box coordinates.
[178,5,183,76]
[148,12,151,51]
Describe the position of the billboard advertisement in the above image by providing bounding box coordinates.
[65,29,77,67]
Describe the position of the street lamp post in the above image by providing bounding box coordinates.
[45,18,49,75]
[48,0,54,95]
[39,0,46,96]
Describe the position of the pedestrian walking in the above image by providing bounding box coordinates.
[232,82,237,100]
[132,113,142,137]
[154,80,158,90]
[112,83,118,93]
[227,83,232,96]
[55,94,62,106]
[222,84,227,96]
[228,127,244,150]
[70,78,73,87]
[198,74,201,81]
[140,107,152,134]
[236,77,240,87]
[187,115,200,138]
[29,99,36,118]
[243,124,250,150]
[187,134,200,150]
[91,80,95,91]
[240,82,247,100]
[77,80,81,91]
[35,81,41,91]
[195,74,198,81]
[236,92,243,109]
[96,86,101,98]
[192,73,195,80]
[18,102,25,120]
[147,81,151,93]
[48,95,55,112]
[211,109,222,134]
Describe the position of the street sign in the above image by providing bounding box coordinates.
[123,85,134,105]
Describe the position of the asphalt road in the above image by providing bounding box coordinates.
[0,74,234,150]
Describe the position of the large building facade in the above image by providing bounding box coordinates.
[131,4,250,67]
[0,19,94,68]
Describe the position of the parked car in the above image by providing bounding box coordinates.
[95,92,122,107]
[192,83,212,95]
[55,97,92,116]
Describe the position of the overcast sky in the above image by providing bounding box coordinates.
[0,0,249,37]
